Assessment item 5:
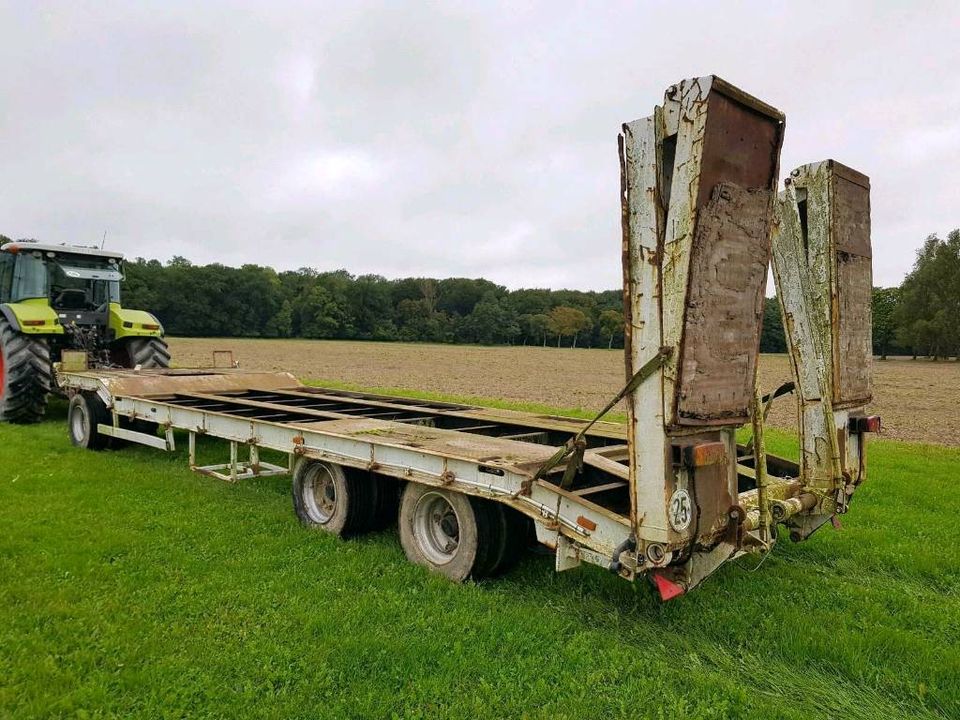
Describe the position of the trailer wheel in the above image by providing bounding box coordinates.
[370,475,400,530]
[292,460,376,536]
[398,483,502,582]
[68,393,110,450]
[0,316,52,424]
[491,505,531,576]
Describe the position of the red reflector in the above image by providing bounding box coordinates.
[850,415,881,433]
[576,515,597,532]
[22,320,45,326]
[142,324,160,330]
[652,573,685,602]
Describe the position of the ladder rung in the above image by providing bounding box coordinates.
[572,481,628,497]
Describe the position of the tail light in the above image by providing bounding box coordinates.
[850,415,881,433]
[682,441,728,468]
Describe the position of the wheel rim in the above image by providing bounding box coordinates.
[301,464,338,524]
[413,492,461,565]
[71,403,88,443]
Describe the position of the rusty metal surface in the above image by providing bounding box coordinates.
[696,90,784,212]
[290,417,559,466]
[772,159,872,529]
[674,84,783,425]
[620,76,787,592]
[832,167,871,257]
[58,368,301,398]
[831,167,873,406]
[835,252,872,404]
[677,182,774,423]
[671,432,734,541]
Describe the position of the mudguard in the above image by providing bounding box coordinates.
[108,303,164,339]
[1,300,64,335]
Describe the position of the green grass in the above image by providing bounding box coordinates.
[1,395,958,719]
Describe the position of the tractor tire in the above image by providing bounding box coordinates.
[114,337,170,369]
[0,316,52,424]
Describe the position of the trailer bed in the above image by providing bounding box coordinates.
[58,367,641,575]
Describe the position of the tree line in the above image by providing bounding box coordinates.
[120,257,629,349]
[4,230,959,358]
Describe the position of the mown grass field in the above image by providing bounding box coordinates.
[1,395,959,719]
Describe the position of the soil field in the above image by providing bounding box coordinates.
[168,337,960,446]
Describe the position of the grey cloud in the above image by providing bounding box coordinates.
[1,0,957,290]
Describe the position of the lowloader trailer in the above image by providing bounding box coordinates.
[53,77,879,599]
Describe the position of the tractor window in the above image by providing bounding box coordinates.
[11,252,47,301]
[46,256,123,310]
[0,252,13,303]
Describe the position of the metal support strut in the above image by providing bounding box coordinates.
[188,430,290,483]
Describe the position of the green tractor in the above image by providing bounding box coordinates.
[0,240,170,423]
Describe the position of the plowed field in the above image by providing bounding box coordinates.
[168,338,960,445]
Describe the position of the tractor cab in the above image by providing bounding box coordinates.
[0,240,170,424]
[1,243,125,329]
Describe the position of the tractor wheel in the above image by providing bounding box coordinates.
[114,337,171,369]
[0,316,52,424]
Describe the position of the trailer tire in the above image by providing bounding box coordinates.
[292,460,376,536]
[0,316,51,424]
[491,506,531,576]
[68,393,111,450]
[370,476,400,530]
[398,483,502,582]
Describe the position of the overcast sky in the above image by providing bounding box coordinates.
[1,1,957,291]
